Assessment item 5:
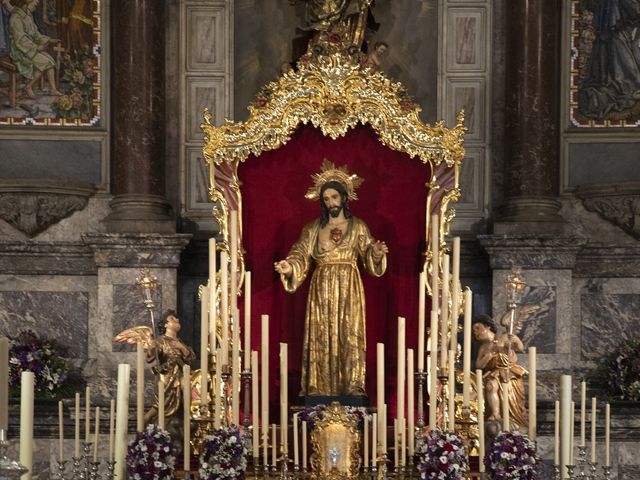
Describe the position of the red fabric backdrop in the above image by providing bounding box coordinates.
[238,124,432,417]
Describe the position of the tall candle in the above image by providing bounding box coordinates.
[382,404,387,454]
[431,214,439,313]
[261,315,269,462]
[450,237,461,354]
[136,343,144,431]
[19,371,34,480]
[302,421,308,470]
[109,399,115,462]
[158,380,165,429]
[476,370,485,473]
[230,210,239,320]
[393,418,398,468]
[371,413,377,467]
[448,351,455,431]
[208,237,216,287]
[528,347,537,441]
[251,351,259,460]
[93,406,100,461]
[418,272,426,370]
[293,413,299,466]
[605,403,610,467]
[0,337,8,432]
[407,349,415,457]
[58,400,64,461]
[401,419,406,467]
[220,251,229,365]
[214,350,222,428]
[580,381,586,447]
[74,392,80,457]
[271,424,277,467]
[199,286,209,409]
[114,364,131,480]
[244,271,252,366]
[429,311,439,429]
[183,365,191,472]
[440,254,450,370]
[396,317,406,448]
[554,400,560,465]
[364,414,369,468]
[376,343,384,448]
[280,343,288,451]
[560,375,572,478]
[502,380,510,431]
[462,288,472,406]
[208,240,217,353]
[232,309,240,425]
[591,397,597,463]
[85,386,91,442]
[570,401,575,465]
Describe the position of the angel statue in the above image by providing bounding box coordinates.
[114,310,196,424]
[472,305,539,430]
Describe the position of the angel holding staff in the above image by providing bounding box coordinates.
[114,309,196,424]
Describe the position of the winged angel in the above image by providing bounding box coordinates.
[114,310,195,424]
[472,305,540,430]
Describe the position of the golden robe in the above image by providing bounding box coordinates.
[280,216,386,396]
[483,352,528,429]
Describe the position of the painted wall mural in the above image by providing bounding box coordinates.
[570,0,640,127]
[0,0,101,126]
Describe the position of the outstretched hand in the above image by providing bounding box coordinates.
[274,260,293,276]
[372,240,389,259]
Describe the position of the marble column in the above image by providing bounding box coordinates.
[497,0,563,234]
[105,0,174,233]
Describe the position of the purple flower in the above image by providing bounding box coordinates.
[199,425,247,480]
[484,431,537,479]
[126,425,176,480]
[414,430,468,479]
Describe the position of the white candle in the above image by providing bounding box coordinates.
[232,309,241,425]
[560,375,572,478]
[109,399,115,462]
[605,403,610,467]
[208,237,216,287]
[293,413,299,466]
[183,365,191,472]
[214,350,222,428]
[230,210,239,321]
[200,285,209,409]
[0,337,8,432]
[244,271,252,366]
[448,351,455,431]
[280,343,288,452]
[528,347,537,441]
[75,392,80,457]
[208,240,217,353]
[302,421,308,470]
[396,317,406,448]
[476,370,485,473]
[393,418,398,467]
[251,351,259,460]
[136,343,144,431]
[570,401,575,465]
[85,386,91,442]
[502,380,510,431]
[19,371,34,480]
[440,254,450,370]
[591,397,597,463]
[580,381,586,447]
[221,251,229,365]
[407,349,415,457]
[261,315,269,462]
[271,424,277,467]
[462,288,472,406]
[450,237,461,355]
[401,419,406,466]
[376,343,384,447]
[418,272,426,371]
[554,400,560,465]
[430,214,439,314]
[429,311,439,429]
[371,413,377,466]
[93,406,100,461]
[114,364,131,480]
[363,414,369,468]
[382,404,387,453]
[58,400,64,461]
[158,380,165,429]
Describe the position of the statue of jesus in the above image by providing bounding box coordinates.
[274,160,388,397]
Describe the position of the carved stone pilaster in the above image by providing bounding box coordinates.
[576,183,640,239]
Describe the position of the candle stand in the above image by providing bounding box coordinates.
[553,464,561,480]
[241,369,253,455]
[71,456,83,480]
[576,445,588,478]
[588,462,599,480]
[377,451,388,480]
[566,464,576,479]
[105,461,115,480]
[280,450,290,480]
[437,375,450,431]
[89,461,101,480]
[55,459,67,480]
[601,465,611,480]
[82,442,93,480]
[0,429,28,480]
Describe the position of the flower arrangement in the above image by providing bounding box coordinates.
[414,429,469,479]
[199,425,247,480]
[603,338,640,401]
[484,431,537,479]
[8,330,78,399]
[126,424,176,480]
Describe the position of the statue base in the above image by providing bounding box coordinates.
[301,395,370,407]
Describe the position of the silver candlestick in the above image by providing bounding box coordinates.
[601,464,611,480]
[105,461,116,480]
[55,460,68,480]
[0,429,29,480]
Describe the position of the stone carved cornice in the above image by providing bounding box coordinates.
[0,181,95,237]
[576,183,640,239]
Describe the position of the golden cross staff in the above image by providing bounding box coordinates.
[136,269,161,377]
[505,267,527,361]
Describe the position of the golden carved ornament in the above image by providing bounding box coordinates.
[200,50,466,308]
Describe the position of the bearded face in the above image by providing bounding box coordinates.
[322,187,344,218]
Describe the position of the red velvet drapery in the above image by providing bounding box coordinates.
[238,124,432,417]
